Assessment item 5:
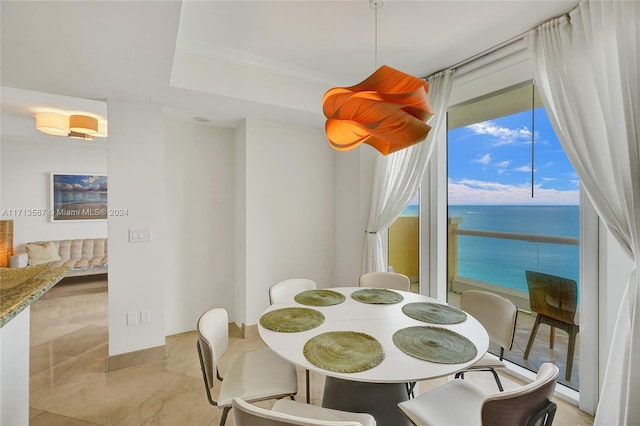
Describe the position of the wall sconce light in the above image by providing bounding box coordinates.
[0,220,14,268]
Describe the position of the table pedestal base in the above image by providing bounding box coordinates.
[322,377,410,426]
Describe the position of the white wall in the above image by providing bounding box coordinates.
[164,120,235,335]
[237,118,335,326]
[1,126,107,247]
[107,100,166,355]
[333,147,377,286]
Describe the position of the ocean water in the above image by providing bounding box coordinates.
[403,204,580,292]
[55,191,108,205]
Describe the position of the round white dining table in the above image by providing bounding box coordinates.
[258,287,489,426]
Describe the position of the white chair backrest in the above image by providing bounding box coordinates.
[358,272,410,291]
[461,290,518,350]
[269,278,316,305]
[197,308,229,389]
[232,398,364,426]
[481,363,559,426]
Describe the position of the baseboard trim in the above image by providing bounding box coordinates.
[242,323,259,339]
[105,344,167,372]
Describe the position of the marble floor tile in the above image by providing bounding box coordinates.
[30,319,89,349]
[30,410,101,426]
[113,375,216,426]
[46,366,176,425]
[30,348,75,377]
[136,332,202,379]
[30,356,105,410]
[32,324,109,361]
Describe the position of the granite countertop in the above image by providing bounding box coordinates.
[0,264,71,327]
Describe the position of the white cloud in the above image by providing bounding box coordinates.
[496,161,510,175]
[473,153,491,165]
[448,178,579,205]
[466,121,532,146]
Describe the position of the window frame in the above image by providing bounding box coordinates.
[418,46,599,413]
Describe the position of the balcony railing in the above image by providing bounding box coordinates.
[389,216,581,389]
[446,217,580,389]
[447,217,579,309]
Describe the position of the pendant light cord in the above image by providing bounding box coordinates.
[375,6,378,68]
[370,0,382,69]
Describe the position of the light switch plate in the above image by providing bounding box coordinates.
[129,228,152,242]
[127,312,138,326]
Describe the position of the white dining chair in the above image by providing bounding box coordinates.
[454,290,518,391]
[197,308,298,426]
[358,272,410,291]
[398,362,559,426]
[232,397,376,426]
[269,278,317,305]
[269,278,317,403]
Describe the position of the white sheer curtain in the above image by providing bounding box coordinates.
[525,1,639,424]
[362,70,455,273]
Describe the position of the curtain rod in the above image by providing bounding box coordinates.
[425,9,573,80]
[450,32,526,72]
[424,32,526,80]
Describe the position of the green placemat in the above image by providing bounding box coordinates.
[294,289,346,306]
[259,307,325,332]
[393,326,477,364]
[402,302,467,324]
[351,288,404,304]
[303,331,384,373]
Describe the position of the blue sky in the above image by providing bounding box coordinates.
[447,108,579,205]
[53,174,107,192]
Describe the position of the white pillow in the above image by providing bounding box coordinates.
[26,242,61,266]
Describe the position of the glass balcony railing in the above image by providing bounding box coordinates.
[447,218,580,390]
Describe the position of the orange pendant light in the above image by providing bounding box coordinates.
[323,65,434,155]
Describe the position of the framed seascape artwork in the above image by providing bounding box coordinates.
[50,173,108,222]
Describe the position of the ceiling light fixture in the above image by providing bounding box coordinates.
[69,114,98,134]
[34,111,106,140]
[35,112,70,136]
[322,0,433,155]
[68,131,94,140]
[94,121,108,138]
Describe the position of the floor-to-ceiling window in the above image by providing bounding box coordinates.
[447,83,581,391]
